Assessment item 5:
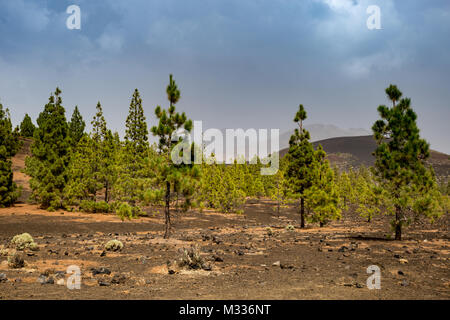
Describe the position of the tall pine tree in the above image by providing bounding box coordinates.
[125,89,149,155]
[285,105,316,228]
[25,88,71,210]
[372,84,440,240]
[151,74,199,238]
[0,103,20,206]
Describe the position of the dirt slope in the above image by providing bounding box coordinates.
[11,138,32,203]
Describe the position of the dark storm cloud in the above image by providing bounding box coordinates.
[0,0,449,152]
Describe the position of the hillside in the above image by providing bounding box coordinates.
[280,135,450,178]
[278,124,371,150]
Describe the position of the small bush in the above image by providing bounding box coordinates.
[177,246,204,270]
[115,202,141,221]
[286,224,295,231]
[266,227,273,236]
[11,233,38,251]
[8,252,25,268]
[105,240,123,252]
[79,200,111,214]
[0,248,10,257]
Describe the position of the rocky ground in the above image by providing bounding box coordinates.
[0,199,448,300]
[1,138,448,300]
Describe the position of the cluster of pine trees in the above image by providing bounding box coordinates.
[0,82,448,239]
[0,102,21,207]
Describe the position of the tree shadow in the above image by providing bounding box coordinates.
[347,235,395,242]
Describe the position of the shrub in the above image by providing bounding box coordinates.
[105,240,123,252]
[286,224,295,231]
[0,247,10,257]
[11,233,38,251]
[79,200,111,214]
[8,252,25,268]
[266,227,274,236]
[115,202,141,221]
[177,245,204,270]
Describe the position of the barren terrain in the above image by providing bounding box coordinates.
[0,139,448,300]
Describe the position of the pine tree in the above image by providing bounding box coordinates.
[151,74,199,238]
[354,169,389,223]
[285,104,316,228]
[19,114,36,138]
[68,106,85,147]
[64,134,100,204]
[125,89,149,156]
[25,88,71,210]
[304,145,341,227]
[0,103,21,157]
[334,168,356,214]
[269,157,290,216]
[0,103,20,207]
[372,84,441,240]
[90,102,117,203]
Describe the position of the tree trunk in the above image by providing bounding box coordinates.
[395,205,402,240]
[105,181,109,203]
[300,197,305,228]
[164,181,171,239]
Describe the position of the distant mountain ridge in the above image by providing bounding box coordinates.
[278,124,371,150]
[279,135,450,178]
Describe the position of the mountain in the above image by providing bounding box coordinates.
[278,124,371,150]
[279,135,450,178]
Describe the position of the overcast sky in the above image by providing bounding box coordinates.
[0,0,449,153]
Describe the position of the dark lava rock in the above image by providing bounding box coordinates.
[201,263,212,271]
[111,274,127,284]
[91,267,111,276]
[37,275,54,285]
[212,236,223,244]
[168,267,177,275]
[280,263,295,270]
[98,280,111,286]
[213,255,224,262]
[0,273,7,283]
[201,234,211,241]
[338,246,349,253]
